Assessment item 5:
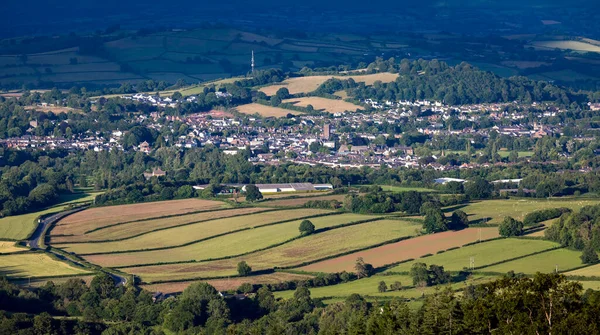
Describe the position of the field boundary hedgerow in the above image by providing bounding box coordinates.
[75,211,345,255]
[112,216,387,268]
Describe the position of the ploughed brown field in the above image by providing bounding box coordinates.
[299,227,500,273]
[141,272,313,294]
[51,199,226,239]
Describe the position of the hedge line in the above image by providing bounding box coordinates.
[141,268,277,285]
[114,216,385,268]
[471,246,564,271]
[79,211,345,256]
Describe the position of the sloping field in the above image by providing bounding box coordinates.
[0,192,98,240]
[235,103,299,117]
[457,199,600,225]
[82,213,370,267]
[51,207,269,243]
[51,199,226,238]
[261,194,346,207]
[260,73,399,95]
[301,227,500,273]
[0,242,25,254]
[386,239,560,273]
[60,208,333,255]
[141,272,313,294]
[283,97,363,113]
[122,219,421,282]
[481,248,583,274]
[11,275,96,288]
[0,253,91,279]
[530,40,600,53]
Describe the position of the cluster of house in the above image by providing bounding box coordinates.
[124,91,232,108]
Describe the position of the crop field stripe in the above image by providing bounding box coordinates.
[81,204,238,235]
[74,211,345,255]
[104,216,386,267]
[58,207,278,243]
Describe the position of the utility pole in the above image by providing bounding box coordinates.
[251,50,255,75]
[469,257,475,270]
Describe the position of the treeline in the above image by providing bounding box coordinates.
[546,204,600,252]
[3,273,600,334]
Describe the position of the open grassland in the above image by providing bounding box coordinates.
[10,275,96,288]
[274,274,496,300]
[377,185,437,193]
[59,209,333,256]
[579,281,600,291]
[530,40,600,53]
[0,253,91,279]
[260,194,347,207]
[235,103,300,118]
[51,207,269,243]
[480,248,584,274]
[82,213,372,267]
[566,263,600,277]
[51,199,226,238]
[301,227,500,273]
[283,97,363,113]
[0,192,97,240]
[260,73,399,95]
[141,272,313,294]
[456,199,600,225]
[386,239,560,273]
[122,219,421,282]
[0,242,25,254]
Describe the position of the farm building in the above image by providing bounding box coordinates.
[433,177,466,184]
[242,183,333,193]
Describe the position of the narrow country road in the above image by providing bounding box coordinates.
[26,206,128,286]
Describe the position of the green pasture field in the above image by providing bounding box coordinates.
[80,207,271,242]
[579,281,600,291]
[455,198,600,225]
[566,263,600,277]
[0,192,97,240]
[386,238,560,273]
[82,213,379,267]
[274,273,496,301]
[57,208,333,255]
[122,219,421,282]
[0,253,91,279]
[480,248,584,274]
[10,275,96,288]
[530,40,600,53]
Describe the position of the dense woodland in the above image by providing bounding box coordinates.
[2,273,600,334]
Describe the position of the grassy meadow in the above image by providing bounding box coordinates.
[0,253,92,279]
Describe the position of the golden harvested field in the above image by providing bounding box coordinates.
[24,105,82,114]
[141,272,313,294]
[283,97,363,113]
[0,253,91,278]
[51,199,227,238]
[300,227,500,273]
[0,241,25,254]
[51,207,269,243]
[11,275,96,288]
[261,194,347,207]
[122,219,421,282]
[58,208,332,255]
[260,72,399,95]
[82,213,368,267]
[530,40,600,53]
[566,264,600,277]
[235,103,300,117]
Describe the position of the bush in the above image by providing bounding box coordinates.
[499,216,524,237]
[237,261,252,276]
[299,220,315,235]
[523,208,571,226]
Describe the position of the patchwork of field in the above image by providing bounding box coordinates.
[260,73,399,95]
[235,103,300,118]
[260,194,347,207]
[283,97,363,113]
[301,227,500,273]
[0,253,91,279]
[122,219,421,282]
[141,272,313,294]
[51,207,269,243]
[455,199,600,225]
[0,192,98,240]
[62,209,334,257]
[10,275,96,288]
[51,198,226,238]
[386,238,559,273]
[480,248,583,274]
